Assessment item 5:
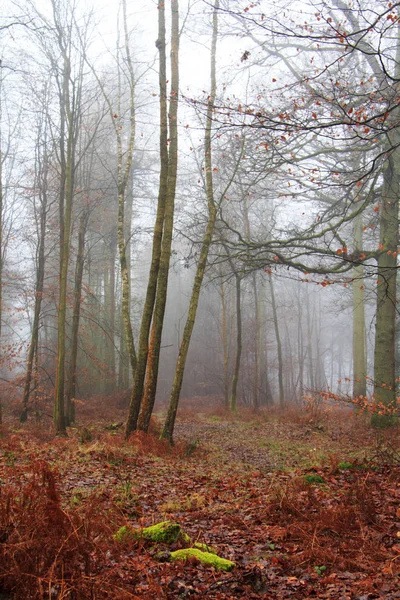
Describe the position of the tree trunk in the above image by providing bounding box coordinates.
[373,151,399,413]
[269,274,284,408]
[219,277,230,407]
[134,0,180,434]
[230,274,242,414]
[54,49,75,436]
[252,272,260,411]
[21,160,48,422]
[0,146,3,424]
[65,210,88,424]
[126,0,169,433]
[160,0,219,443]
[352,210,367,399]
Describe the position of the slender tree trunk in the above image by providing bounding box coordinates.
[134,0,180,434]
[160,198,217,438]
[230,274,242,414]
[368,10,399,419]
[65,210,88,424]
[219,277,230,407]
[352,210,367,398]
[21,165,48,422]
[0,147,3,425]
[160,0,219,442]
[252,273,260,410]
[305,290,315,390]
[296,282,305,401]
[117,181,136,375]
[126,0,169,432]
[269,274,284,408]
[90,0,137,384]
[118,309,129,390]
[54,50,75,436]
[103,235,117,393]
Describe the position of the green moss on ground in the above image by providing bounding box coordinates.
[170,548,235,571]
[193,541,216,554]
[114,520,191,545]
[304,474,325,485]
[113,525,136,543]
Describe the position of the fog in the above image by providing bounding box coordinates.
[0,0,397,431]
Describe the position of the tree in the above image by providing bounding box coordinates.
[213,0,400,413]
[161,0,221,441]
[87,0,138,385]
[21,86,52,422]
[126,0,180,436]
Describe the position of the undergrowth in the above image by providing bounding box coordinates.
[0,461,136,599]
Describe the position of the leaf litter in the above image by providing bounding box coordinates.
[0,401,399,599]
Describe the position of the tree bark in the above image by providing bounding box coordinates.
[65,210,88,424]
[54,41,76,436]
[269,274,284,409]
[373,152,399,411]
[21,153,48,422]
[134,0,180,434]
[219,277,230,407]
[352,210,367,399]
[126,0,169,433]
[160,0,219,443]
[230,273,242,414]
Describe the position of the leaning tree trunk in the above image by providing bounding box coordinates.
[126,0,169,433]
[160,0,220,443]
[133,0,180,434]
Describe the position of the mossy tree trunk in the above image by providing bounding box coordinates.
[373,149,399,411]
[160,0,220,443]
[352,209,367,399]
[133,0,180,434]
[372,18,400,415]
[126,0,169,433]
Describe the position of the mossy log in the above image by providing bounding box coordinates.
[114,520,190,544]
[170,548,235,571]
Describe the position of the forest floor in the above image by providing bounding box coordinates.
[0,396,399,599]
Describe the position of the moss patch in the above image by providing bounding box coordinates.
[170,548,235,571]
[113,525,135,543]
[193,541,216,554]
[304,474,325,485]
[114,521,190,545]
